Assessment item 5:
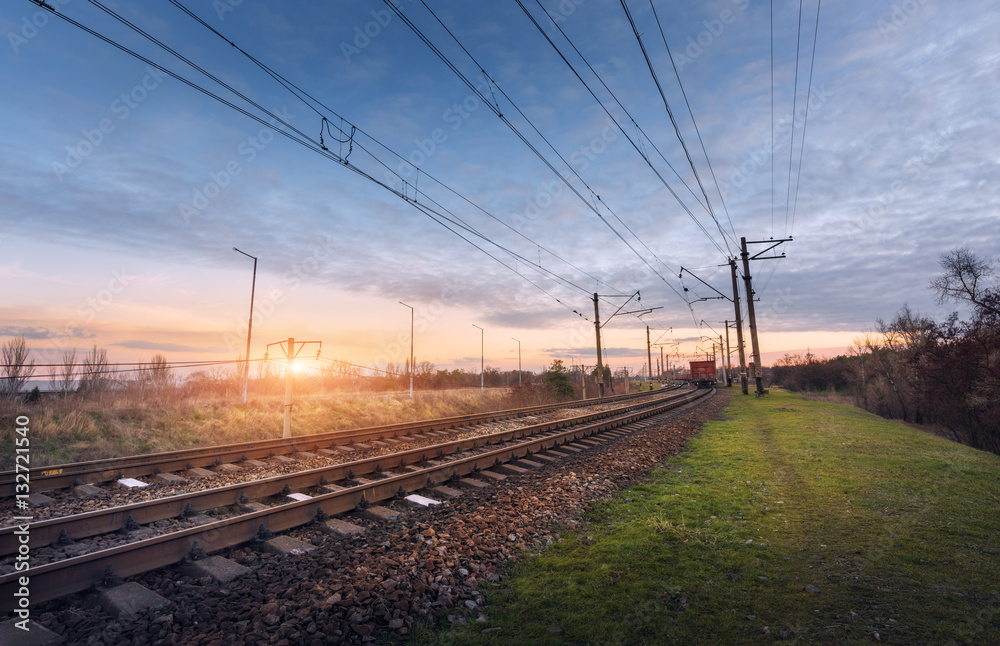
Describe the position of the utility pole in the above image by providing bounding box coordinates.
[724,321,733,387]
[266,337,321,438]
[593,293,605,398]
[718,335,728,386]
[741,238,764,396]
[646,326,653,389]
[233,248,257,405]
[399,301,414,397]
[740,236,792,397]
[511,337,521,386]
[730,258,748,395]
[472,324,484,392]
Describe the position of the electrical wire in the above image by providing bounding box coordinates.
[620,0,733,257]
[790,0,822,235]
[168,0,614,297]
[783,0,805,236]
[516,0,734,275]
[384,0,690,302]
[647,0,738,248]
[45,1,628,320]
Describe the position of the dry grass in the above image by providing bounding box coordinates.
[0,385,561,469]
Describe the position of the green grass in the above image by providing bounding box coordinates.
[427,389,1000,645]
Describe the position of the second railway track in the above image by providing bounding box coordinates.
[0,387,710,612]
[0,387,677,498]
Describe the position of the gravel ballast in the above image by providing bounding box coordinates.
[36,390,729,645]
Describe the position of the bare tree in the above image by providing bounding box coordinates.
[1,337,36,399]
[48,348,78,396]
[78,345,111,397]
[931,247,1000,317]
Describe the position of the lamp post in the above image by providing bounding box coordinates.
[472,324,484,391]
[399,301,414,397]
[233,247,257,404]
[511,337,521,386]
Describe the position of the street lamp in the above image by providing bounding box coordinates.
[233,247,257,404]
[399,301,414,397]
[472,324,484,392]
[511,337,521,386]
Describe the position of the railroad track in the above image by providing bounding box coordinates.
[0,386,677,498]
[0,387,710,614]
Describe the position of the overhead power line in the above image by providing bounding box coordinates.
[619,0,733,257]
[41,0,642,319]
[514,0,733,265]
[384,0,692,304]
[790,0,823,235]
[647,0,738,248]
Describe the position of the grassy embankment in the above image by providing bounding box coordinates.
[0,388,551,469]
[428,389,1000,645]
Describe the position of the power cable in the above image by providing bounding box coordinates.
[620,0,733,257]
[169,0,612,295]
[783,0,805,236]
[516,0,732,267]
[647,0,738,247]
[49,1,624,319]
[385,0,691,302]
[790,0,822,235]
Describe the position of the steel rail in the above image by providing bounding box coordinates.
[0,387,691,557]
[1,387,679,497]
[0,388,711,611]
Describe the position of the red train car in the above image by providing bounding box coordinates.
[689,360,717,387]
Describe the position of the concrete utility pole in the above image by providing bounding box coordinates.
[741,239,765,396]
[511,338,521,386]
[399,302,414,397]
[283,337,294,438]
[740,236,792,397]
[592,293,605,398]
[719,334,728,385]
[725,320,733,387]
[730,258,749,395]
[267,337,321,438]
[472,324,484,392]
[233,247,257,404]
[646,326,653,389]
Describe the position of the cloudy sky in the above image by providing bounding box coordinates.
[1,0,998,379]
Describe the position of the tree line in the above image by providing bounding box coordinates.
[772,248,1000,454]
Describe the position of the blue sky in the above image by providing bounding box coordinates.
[1,0,998,377]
